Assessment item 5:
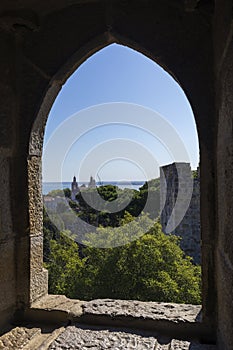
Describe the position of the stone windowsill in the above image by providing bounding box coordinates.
[24,294,211,340]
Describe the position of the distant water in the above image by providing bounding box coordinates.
[42,181,145,195]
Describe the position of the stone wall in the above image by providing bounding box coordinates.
[160,163,200,264]
[0,1,231,347]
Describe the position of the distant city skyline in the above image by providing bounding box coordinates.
[43,44,199,182]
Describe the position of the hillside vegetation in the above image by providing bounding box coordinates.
[43,180,201,304]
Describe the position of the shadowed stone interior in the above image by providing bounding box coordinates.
[0,0,232,348]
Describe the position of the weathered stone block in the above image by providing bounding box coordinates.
[0,156,13,239]
[216,248,233,350]
[30,234,44,273]
[30,268,48,304]
[28,156,43,236]
[0,239,16,311]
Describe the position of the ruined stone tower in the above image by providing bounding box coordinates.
[160,163,200,264]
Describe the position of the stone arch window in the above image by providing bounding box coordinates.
[40,43,201,303]
[28,31,215,338]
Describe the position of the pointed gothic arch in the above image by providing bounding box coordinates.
[28,33,213,332]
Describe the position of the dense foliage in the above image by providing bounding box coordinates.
[44,190,201,304]
[46,188,71,198]
[73,180,160,228]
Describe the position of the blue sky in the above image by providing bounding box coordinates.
[43,43,199,182]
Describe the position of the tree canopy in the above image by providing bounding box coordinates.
[44,180,201,304]
[44,212,201,304]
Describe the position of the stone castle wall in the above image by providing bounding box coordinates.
[160,163,200,264]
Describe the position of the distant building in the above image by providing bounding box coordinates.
[71,175,96,200]
[88,175,96,188]
[71,176,80,200]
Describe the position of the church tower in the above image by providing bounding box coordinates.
[71,176,79,200]
[88,175,96,188]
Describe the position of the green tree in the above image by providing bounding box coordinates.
[43,208,61,262]
[75,181,161,228]
[44,231,85,298]
[47,188,71,198]
[44,182,201,305]
[77,214,201,303]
